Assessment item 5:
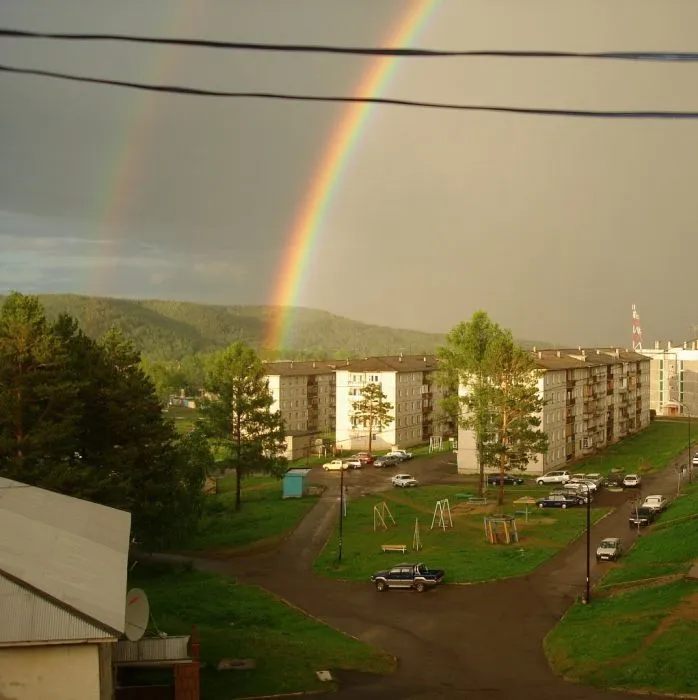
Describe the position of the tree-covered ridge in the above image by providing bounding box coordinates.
[0,294,552,361]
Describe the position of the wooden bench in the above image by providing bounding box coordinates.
[468,497,488,506]
[381,544,407,554]
[514,510,529,517]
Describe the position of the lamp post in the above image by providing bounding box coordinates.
[582,482,591,604]
[337,464,345,563]
[678,402,692,485]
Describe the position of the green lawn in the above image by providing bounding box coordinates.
[164,405,198,434]
[545,579,698,693]
[568,421,690,476]
[314,485,609,583]
[545,480,698,695]
[128,563,394,699]
[171,476,319,553]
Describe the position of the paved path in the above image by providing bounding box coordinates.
[146,453,693,699]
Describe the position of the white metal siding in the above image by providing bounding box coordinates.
[0,575,114,644]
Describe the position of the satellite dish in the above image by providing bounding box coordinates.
[124,588,150,641]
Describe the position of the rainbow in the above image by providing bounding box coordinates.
[265,0,442,352]
[92,1,202,293]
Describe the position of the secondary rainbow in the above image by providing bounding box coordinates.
[265,0,442,351]
[90,1,202,295]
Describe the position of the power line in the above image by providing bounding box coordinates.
[2,63,698,119]
[2,28,698,62]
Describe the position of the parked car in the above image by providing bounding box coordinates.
[386,449,413,461]
[596,537,623,562]
[370,562,445,592]
[606,472,626,488]
[585,473,606,487]
[322,459,349,471]
[536,493,581,509]
[392,473,419,488]
[374,454,400,468]
[623,474,641,488]
[536,470,571,485]
[560,483,594,501]
[344,457,363,469]
[486,473,525,486]
[642,494,669,512]
[693,453,698,468]
[568,478,598,493]
[629,506,656,528]
[352,452,374,465]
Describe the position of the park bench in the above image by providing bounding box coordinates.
[468,497,488,506]
[455,493,473,500]
[381,544,408,554]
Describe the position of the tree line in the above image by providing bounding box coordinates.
[0,293,287,548]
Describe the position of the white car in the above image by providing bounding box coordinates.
[322,459,349,471]
[568,478,598,493]
[536,470,571,486]
[623,474,641,488]
[343,458,363,469]
[585,473,606,487]
[642,494,668,512]
[392,473,418,488]
[692,453,698,467]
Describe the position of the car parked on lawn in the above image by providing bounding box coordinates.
[596,537,623,562]
[642,494,668,512]
[392,473,419,488]
[629,506,656,528]
[536,493,581,509]
[370,562,445,592]
[374,454,400,468]
[322,459,349,471]
[623,474,641,488]
[386,449,413,461]
[486,473,525,486]
[536,470,571,485]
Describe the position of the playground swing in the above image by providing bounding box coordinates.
[430,498,453,531]
[484,514,519,544]
[373,501,396,532]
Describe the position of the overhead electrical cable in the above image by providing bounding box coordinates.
[2,63,698,119]
[2,28,698,62]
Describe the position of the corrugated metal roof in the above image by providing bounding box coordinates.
[0,477,131,637]
[0,574,114,644]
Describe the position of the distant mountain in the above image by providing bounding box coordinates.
[0,293,552,361]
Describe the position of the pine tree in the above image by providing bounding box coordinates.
[199,342,286,511]
[351,382,394,454]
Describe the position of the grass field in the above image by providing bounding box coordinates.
[314,485,609,583]
[128,563,394,699]
[567,420,690,476]
[164,405,198,434]
[172,475,319,553]
[545,481,698,695]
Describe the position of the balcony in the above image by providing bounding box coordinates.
[566,379,575,389]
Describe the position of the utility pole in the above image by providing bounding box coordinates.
[337,465,345,563]
[583,483,591,604]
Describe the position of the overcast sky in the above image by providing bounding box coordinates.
[2,0,698,346]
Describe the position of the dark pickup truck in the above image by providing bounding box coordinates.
[370,562,445,593]
[629,506,656,528]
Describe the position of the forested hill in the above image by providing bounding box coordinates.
[0,294,550,361]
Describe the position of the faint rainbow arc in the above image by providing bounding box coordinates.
[265,0,441,351]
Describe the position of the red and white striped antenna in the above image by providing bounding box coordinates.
[632,304,643,351]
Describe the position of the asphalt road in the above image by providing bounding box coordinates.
[152,451,693,700]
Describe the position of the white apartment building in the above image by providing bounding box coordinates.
[456,347,651,475]
[640,340,698,417]
[263,361,336,435]
[335,355,452,451]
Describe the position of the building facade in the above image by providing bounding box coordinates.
[641,340,698,417]
[335,355,452,451]
[456,347,651,475]
[264,361,337,435]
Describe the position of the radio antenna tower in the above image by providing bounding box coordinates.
[632,304,643,351]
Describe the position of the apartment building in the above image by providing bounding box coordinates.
[640,340,698,417]
[335,355,452,451]
[263,361,336,435]
[456,347,651,475]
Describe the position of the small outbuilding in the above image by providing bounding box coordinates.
[282,469,311,499]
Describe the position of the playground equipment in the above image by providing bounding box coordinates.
[430,499,453,531]
[484,514,519,544]
[429,436,443,453]
[373,501,396,531]
[412,517,422,551]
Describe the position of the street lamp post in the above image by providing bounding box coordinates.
[687,409,692,485]
[582,483,591,604]
[337,464,345,563]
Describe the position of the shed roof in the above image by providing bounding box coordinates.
[0,477,131,638]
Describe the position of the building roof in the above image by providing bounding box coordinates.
[338,355,438,373]
[531,347,650,370]
[0,477,131,640]
[262,360,337,377]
